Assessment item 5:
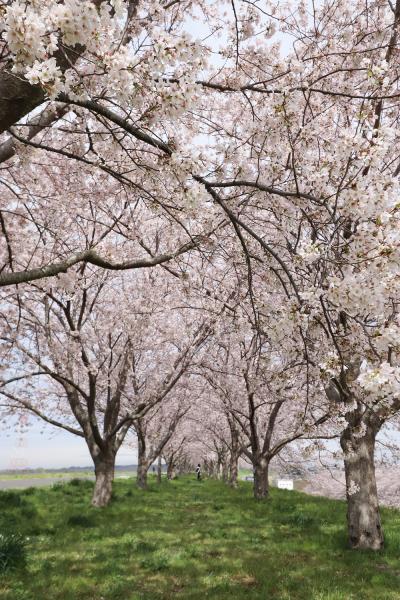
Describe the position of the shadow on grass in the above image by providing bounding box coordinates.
[0,478,399,599]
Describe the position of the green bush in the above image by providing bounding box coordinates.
[19,506,38,520]
[0,532,27,572]
[51,483,64,492]
[68,478,92,488]
[0,491,27,508]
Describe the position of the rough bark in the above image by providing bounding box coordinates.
[229,451,239,488]
[341,419,383,550]
[221,459,229,483]
[157,455,162,484]
[166,460,176,479]
[92,453,115,507]
[228,425,241,488]
[0,72,45,135]
[0,103,67,164]
[253,458,269,500]
[136,461,148,490]
[216,457,222,479]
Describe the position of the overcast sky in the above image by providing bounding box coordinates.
[0,417,137,470]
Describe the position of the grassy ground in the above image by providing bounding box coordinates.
[0,476,399,600]
[0,471,138,480]
[0,472,94,480]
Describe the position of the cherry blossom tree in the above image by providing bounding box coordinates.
[191,0,400,549]
[0,263,211,505]
[1,0,400,553]
[192,399,245,487]
[162,427,192,480]
[0,0,216,286]
[133,399,191,490]
[0,272,134,506]
[203,307,330,500]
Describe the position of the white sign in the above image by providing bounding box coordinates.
[277,479,294,490]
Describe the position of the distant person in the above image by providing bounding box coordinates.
[196,463,201,481]
[152,465,156,474]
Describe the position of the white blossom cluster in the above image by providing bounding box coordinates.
[3,0,207,106]
[347,480,361,496]
[296,241,321,264]
[357,362,400,402]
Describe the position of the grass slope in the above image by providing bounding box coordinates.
[0,477,399,600]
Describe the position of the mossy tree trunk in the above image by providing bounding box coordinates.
[253,458,269,500]
[341,417,383,550]
[91,449,116,507]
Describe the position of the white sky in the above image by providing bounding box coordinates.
[0,417,137,470]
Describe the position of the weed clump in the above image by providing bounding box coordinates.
[0,491,27,508]
[66,514,95,528]
[0,532,28,572]
[139,551,170,571]
[68,478,92,488]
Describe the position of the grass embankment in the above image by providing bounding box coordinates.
[0,471,138,481]
[0,472,94,481]
[0,477,399,600]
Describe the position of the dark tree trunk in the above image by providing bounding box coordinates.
[0,73,45,135]
[157,455,162,484]
[229,451,239,488]
[136,461,148,490]
[253,458,269,500]
[136,430,149,490]
[341,418,383,550]
[167,461,176,480]
[92,452,115,507]
[221,459,229,483]
[216,457,222,479]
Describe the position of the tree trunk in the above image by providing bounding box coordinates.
[216,457,222,479]
[167,460,175,479]
[229,451,239,488]
[221,459,229,483]
[253,458,269,500]
[137,461,148,490]
[92,453,115,508]
[341,418,383,550]
[157,455,162,484]
[136,430,148,490]
[167,461,176,480]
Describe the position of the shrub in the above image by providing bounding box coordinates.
[51,483,64,492]
[68,478,92,488]
[0,491,27,508]
[0,533,27,572]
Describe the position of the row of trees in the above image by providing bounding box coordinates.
[0,0,400,551]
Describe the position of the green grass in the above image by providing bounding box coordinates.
[0,471,135,480]
[0,477,399,599]
[0,472,94,480]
